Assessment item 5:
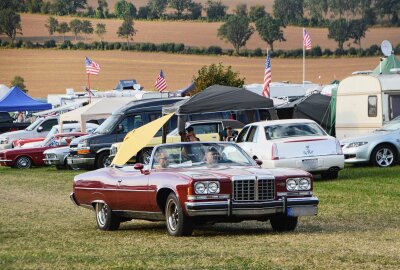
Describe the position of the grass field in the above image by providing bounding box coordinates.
[0,49,381,97]
[0,165,399,269]
[12,13,400,51]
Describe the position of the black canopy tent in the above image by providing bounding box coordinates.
[271,93,335,136]
[162,85,274,142]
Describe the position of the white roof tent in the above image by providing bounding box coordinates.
[60,97,137,132]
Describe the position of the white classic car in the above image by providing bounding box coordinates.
[236,119,344,179]
[340,116,400,167]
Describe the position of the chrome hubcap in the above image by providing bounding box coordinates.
[376,148,394,167]
[97,204,107,226]
[167,200,179,231]
[17,157,30,168]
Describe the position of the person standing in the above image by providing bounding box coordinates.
[185,126,200,142]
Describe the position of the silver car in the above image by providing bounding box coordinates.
[341,117,400,167]
[43,146,71,170]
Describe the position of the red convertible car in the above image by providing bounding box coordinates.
[0,132,86,169]
[71,142,319,236]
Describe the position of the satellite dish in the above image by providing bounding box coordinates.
[381,40,393,57]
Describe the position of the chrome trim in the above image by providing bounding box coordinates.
[67,157,95,165]
[69,192,79,207]
[113,210,164,221]
[277,191,313,196]
[187,194,230,200]
[74,187,155,192]
[96,148,110,154]
[231,175,275,201]
[0,159,12,162]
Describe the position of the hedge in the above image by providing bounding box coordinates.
[0,39,399,58]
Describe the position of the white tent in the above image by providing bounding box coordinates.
[60,97,137,132]
[0,84,10,100]
[34,99,87,117]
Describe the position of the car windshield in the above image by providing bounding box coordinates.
[378,117,400,131]
[264,123,326,140]
[94,115,120,134]
[151,142,255,169]
[25,117,43,131]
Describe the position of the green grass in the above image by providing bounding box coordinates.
[0,166,399,270]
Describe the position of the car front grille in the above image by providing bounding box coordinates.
[232,176,275,201]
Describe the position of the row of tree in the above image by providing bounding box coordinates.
[8,0,400,26]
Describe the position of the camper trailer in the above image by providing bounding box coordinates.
[336,73,400,139]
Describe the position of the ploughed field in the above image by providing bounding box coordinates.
[0,166,399,269]
[12,14,400,51]
[0,49,381,97]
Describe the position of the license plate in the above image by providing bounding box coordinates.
[302,159,318,170]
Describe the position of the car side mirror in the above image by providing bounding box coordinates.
[255,159,263,166]
[37,126,43,132]
[134,163,149,174]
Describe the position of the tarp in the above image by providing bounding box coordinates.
[371,54,400,75]
[60,97,136,132]
[0,86,52,112]
[163,85,273,115]
[112,113,175,166]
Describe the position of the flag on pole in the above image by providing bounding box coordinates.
[85,57,101,75]
[303,29,312,50]
[262,52,271,98]
[155,70,167,92]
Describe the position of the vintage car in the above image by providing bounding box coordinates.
[236,119,344,179]
[341,116,400,167]
[13,137,45,148]
[43,146,71,170]
[71,142,319,236]
[107,119,245,165]
[0,132,86,169]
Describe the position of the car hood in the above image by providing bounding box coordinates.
[0,130,27,140]
[176,166,310,179]
[341,130,392,144]
[43,146,70,155]
[1,146,49,155]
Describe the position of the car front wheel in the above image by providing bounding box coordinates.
[15,156,32,169]
[270,215,298,232]
[95,202,120,231]
[165,193,193,236]
[371,144,397,167]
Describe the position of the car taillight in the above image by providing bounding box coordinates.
[271,143,279,160]
[336,140,343,155]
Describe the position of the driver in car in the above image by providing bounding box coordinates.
[205,147,219,167]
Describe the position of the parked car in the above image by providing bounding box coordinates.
[341,116,400,167]
[13,123,98,148]
[43,146,71,170]
[0,111,30,134]
[67,98,185,170]
[0,116,59,150]
[108,119,245,164]
[236,119,344,179]
[0,132,86,169]
[70,142,319,236]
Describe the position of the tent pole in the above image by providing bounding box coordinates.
[87,74,91,103]
[303,28,305,85]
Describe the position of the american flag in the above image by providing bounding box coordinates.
[155,70,167,92]
[262,52,271,98]
[303,29,312,50]
[85,57,101,75]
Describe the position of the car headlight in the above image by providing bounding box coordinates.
[346,142,368,148]
[77,139,89,149]
[286,177,311,191]
[194,181,220,194]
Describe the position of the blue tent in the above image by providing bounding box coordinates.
[0,86,52,112]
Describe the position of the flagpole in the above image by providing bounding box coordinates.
[303,28,305,86]
[87,73,91,103]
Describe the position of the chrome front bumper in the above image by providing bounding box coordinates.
[67,157,95,169]
[185,197,319,217]
[43,157,62,165]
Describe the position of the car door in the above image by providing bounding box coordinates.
[116,169,151,212]
[37,118,58,136]
[115,114,144,142]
